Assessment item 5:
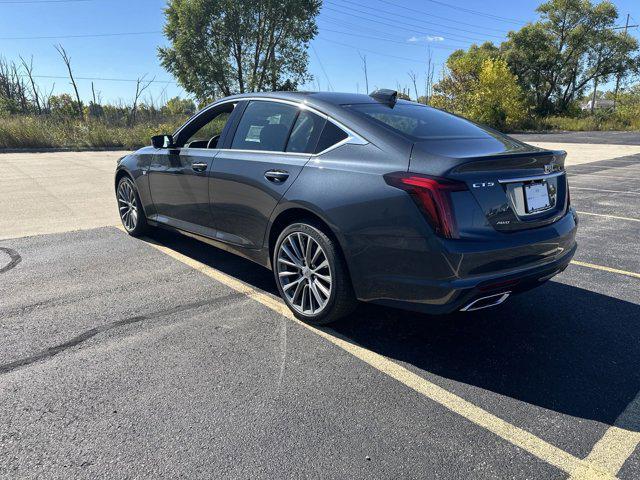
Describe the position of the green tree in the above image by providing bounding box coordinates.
[502,0,640,115]
[467,59,527,130]
[49,94,78,118]
[162,96,197,116]
[431,46,526,131]
[430,43,499,112]
[158,0,320,101]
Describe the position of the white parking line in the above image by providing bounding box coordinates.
[569,172,640,181]
[571,187,640,196]
[575,211,640,223]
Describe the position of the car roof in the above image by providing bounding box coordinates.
[224,91,392,108]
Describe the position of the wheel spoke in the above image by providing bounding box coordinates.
[309,280,324,306]
[291,280,305,304]
[313,279,331,298]
[281,244,302,266]
[283,277,303,292]
[278,270,299,277]
[288,236,304,264]
[312,260,328,272]
[278,256,300,269]
[310,242,322,266]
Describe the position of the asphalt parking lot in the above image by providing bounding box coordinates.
[1,139,640,479]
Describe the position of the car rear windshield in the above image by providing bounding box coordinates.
[344,103,501,141]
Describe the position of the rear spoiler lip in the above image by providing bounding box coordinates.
[448,150,567,177]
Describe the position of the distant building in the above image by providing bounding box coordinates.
[581,99,615,111]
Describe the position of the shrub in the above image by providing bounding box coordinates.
[0,116,184,150]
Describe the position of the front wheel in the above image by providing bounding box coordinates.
[116,176,149,237]
[273,222,357,325]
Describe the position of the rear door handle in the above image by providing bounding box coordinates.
[192,162,208,173]
[264,170,290,183]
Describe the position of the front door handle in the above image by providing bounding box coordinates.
[192,162,208,173]
[264,170,290,183]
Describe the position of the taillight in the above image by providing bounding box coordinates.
[384,172,468,239]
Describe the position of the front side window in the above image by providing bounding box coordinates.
[231,101,298,152]
[185,110,232,148]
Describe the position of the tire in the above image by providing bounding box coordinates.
[273,221,357,325]
[116,176,149,237]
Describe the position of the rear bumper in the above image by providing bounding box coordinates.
[350,209,578,315]
[369,242,576,314]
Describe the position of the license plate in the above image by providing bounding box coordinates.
[524,182,551,213]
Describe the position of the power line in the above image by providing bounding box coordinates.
[310,44,334,91]
[315,37,444,66]
[319,26,461,51]
[20,74,178,84]
[321,7,492,45]
[0,0,93,4]
[325,0,505,40]
[0,31,162,40]
[422,0,526,25]
[322,4,501,44]
[339,0,510,34]
[320,15,471,48]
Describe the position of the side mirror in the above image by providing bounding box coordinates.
[151,134,174,149]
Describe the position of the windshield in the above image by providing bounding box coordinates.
[344,103,507,142]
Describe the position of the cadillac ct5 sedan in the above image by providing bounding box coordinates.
[115,89,578,325]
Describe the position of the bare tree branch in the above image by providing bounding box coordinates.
[54,44,83,118]
[129,75,155,125]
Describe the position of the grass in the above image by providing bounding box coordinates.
[0,115,184,150]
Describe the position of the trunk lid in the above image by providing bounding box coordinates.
[409,138,570,233]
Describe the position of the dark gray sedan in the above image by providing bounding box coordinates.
[115,90,577,324]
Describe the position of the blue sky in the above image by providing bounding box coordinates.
[0,0,638,104]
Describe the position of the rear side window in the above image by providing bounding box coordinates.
[231,101,298,152]
[314,121,348,153]
[286,110,325,154]
[345,103,500,141]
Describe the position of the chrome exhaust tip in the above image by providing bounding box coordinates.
[460,292,511,312]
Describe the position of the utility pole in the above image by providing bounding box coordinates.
[613,14,635,110]
[591,14,638,113]
[359,53,368,94]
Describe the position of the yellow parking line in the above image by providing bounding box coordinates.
[125,229,614,478]
[570,260,640,280]
[569,392,640,479]
[570,427,640,479]
[575,211,640,223]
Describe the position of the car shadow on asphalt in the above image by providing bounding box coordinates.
[147,228,640,432]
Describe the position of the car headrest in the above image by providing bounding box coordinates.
[259,123,289,151]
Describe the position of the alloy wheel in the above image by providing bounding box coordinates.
[276,232,332,316]
[117,179,139,232]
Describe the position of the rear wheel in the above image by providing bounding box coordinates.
[117,176,149,237]
[273,222,356,325]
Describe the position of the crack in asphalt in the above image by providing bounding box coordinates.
[0,292,242,376]
[1,268,197,319]
[0,247,21,274]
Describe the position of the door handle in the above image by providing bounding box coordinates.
[264,170,290,183]
[192,162,208,173]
